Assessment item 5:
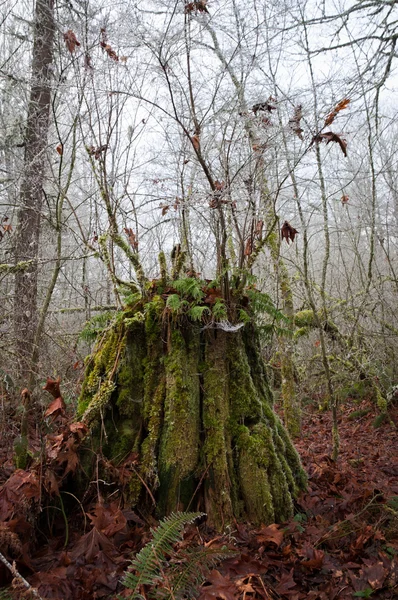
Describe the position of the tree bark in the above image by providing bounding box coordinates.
[14,0,55,383]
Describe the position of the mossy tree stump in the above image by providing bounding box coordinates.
[78,285,306,529]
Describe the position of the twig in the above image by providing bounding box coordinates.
[0,550,43,599]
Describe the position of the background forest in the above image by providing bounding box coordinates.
[0,0,398,599]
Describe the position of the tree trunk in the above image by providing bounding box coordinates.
[14,0,55,383]
[78,299,306,530]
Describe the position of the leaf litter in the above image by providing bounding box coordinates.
[0,395,397,599]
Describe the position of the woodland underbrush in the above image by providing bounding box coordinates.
[0,386,396,599]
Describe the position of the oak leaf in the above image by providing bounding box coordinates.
[324,98,350,127]
[281,220,299,244]
[63,30,80,53]
[311,131,347,156]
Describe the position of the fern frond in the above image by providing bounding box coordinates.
[166,294,182,311]
[163,546,236,599]
[188,305,210,321]
[172,278,204,301]
[122,512,205,598]
[212,298,227,320]
[0,588,13,600]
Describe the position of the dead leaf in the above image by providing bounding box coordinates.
[43,376,61,399]
[56,143,63,155]
[44,396,66,418]
[324,98,350,127]
[199,570,238,600]
[256,523,284,548]
[63,30,80,53]
[70,527,116,562]
[311,131,347,157]
[289,105,304,140]
[281,220,299,244]
[275,569,297,595]
[124,227,138,250]
[192,134,200,150]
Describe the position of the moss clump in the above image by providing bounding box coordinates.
[78,293,306,529]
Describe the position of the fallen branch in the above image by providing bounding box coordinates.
[0,550,43,599]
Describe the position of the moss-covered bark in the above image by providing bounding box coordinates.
[78,304,306,529]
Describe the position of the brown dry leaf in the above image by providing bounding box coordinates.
[244,237,253,256]
[70,527,116,562]
[69,422,88,439]
[199,569,238,599]
[63,30,80,53]
[302,548,325,570]
[192,134,200,150]
[0,470,41,520]
[275,568,298,595]
[281,220,299,244]
[55,436,79,475]
[2,223,12,233]
[44,396,66,418]
[324,98,350,127]
[363,560,387,589]
[256,523,284,548]
[185,0,209,14]
[214,180,225,191]
[56,143,63,155]
[100,41,119,62]
[289,105,304,140]
[88,503,127,537]
[255,220,264,238]
[43,468,60,496]
[124,227,138,250]
[311,131,347,157]
[43,376,61,399]
[341,194,349,204]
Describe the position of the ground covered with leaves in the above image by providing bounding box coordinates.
[0,397,397,599]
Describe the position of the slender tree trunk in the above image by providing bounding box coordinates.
[14,0,55,383]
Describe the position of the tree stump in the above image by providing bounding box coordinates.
[78,292,306,529]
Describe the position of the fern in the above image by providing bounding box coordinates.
[121,513,234,600]
[0,589,13,600]
[158,546,235,599]
[188,305,210,321]
[121,512,205,598]
[166,294,182,311]
[79,311,115,342]
[212,298,227,320]
[172,278,204,301]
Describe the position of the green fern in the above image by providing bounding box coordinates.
[166,294,183,311]
[172,278,204,301]
[121,512,205,598]
[0,589,13,600]
[79,311,115,342]
[212,298,227,320]
[121,512,234,599]
[188,305,211,321]
[157,546,235,599]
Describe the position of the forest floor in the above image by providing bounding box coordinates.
[0,397,397,599]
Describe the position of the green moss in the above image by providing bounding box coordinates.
[158,329,200,514]
[228,334,264,426]
[202,331,235,528]
[294,310,315,327]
